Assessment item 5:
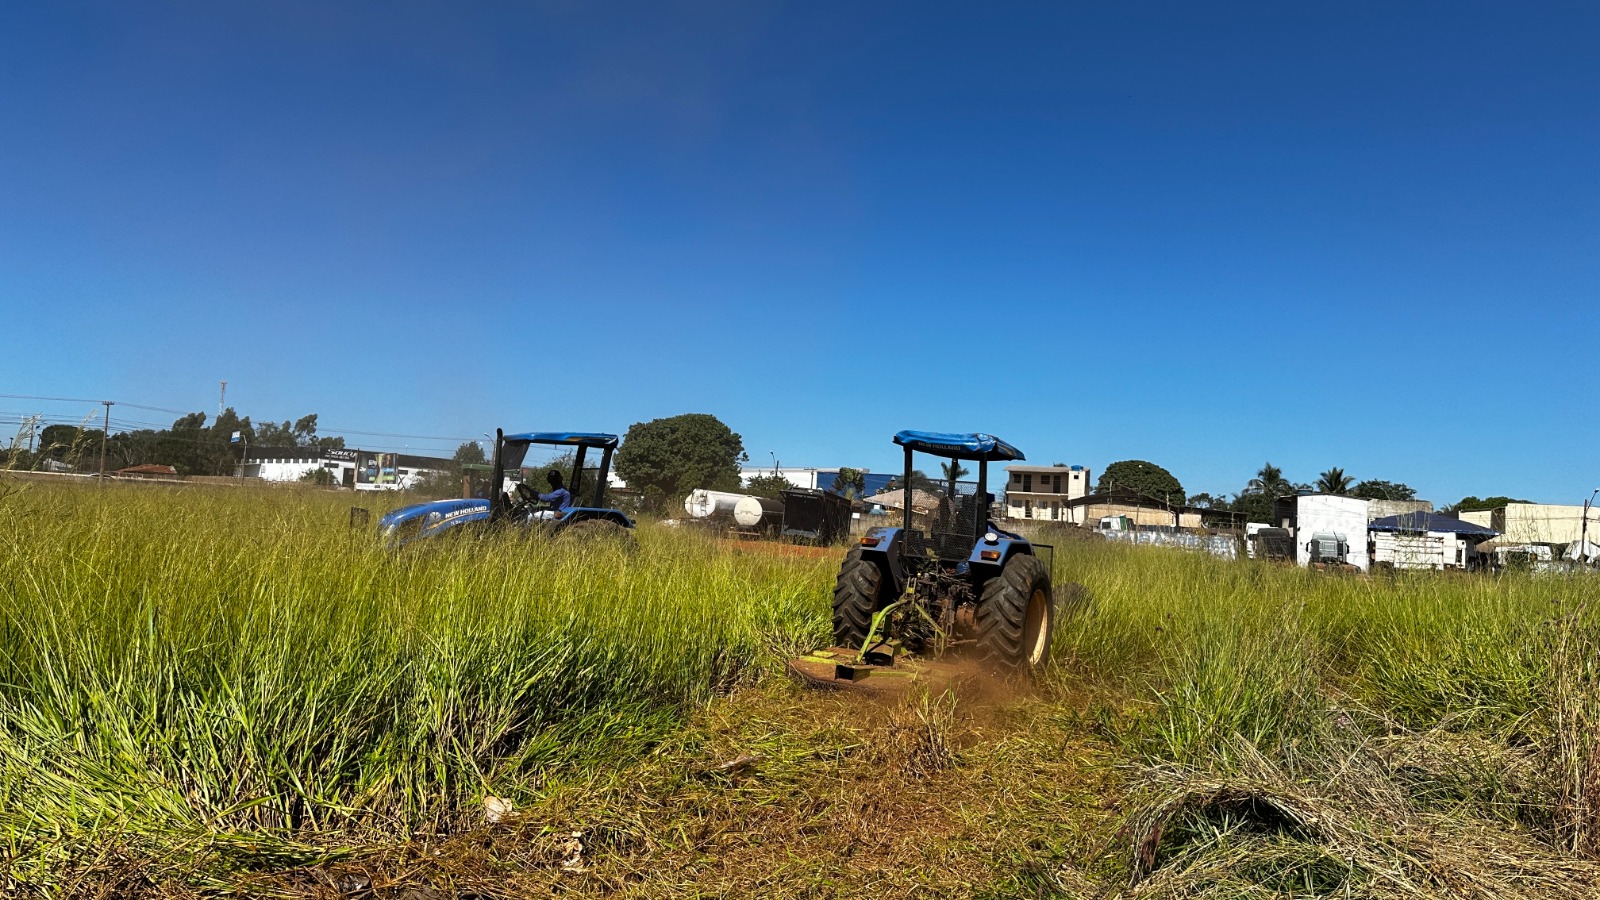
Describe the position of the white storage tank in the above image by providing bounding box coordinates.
[684,489,746,519]
[733,496,784,528]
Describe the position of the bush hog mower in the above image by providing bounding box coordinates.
[378,429,634,546]
[789,431,1079,690]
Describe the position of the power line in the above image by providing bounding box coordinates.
[1,393,473,446]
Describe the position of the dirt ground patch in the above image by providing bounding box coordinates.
[234,679,1122,899]
[716,538,841,559]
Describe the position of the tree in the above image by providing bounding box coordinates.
[831,467,866,499]
[613,413,747,508]
[291,413,345,450]
[1096,460,1184,506]
[884,470,936,494]
[745,472,795,500]
[253,414,342,449]
[940,460,970,484]
[1351,480,1416,501]
[1187,492,1226,509]
[300,467,335,486]
[1315,467,1353,495]
[1247,462,1293,498]
[255,420,294,446]
[1450,495,1528,514]
[37,424,94,466]
[452,441,486,467]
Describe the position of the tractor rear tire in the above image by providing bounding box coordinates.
[976,553,1054,671]
[561,518,638,551]
[832,547,886,648]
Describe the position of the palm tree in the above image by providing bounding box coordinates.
[940,460,969,484]
[1248,462,1290,497]
[1316,467,1353,495]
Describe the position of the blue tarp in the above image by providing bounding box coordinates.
[503,432,620,448]
[893,430,1025,462]
[1368,511,1498,537]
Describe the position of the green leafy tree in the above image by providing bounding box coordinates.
[1449,495,1529,515]
[1315,467,1353,495]
[1225,461,1297,524]
[252,414,342,449]
[1187,492,1226,510]
[745,472,795,500]
[614,413,748,509]
[452,441,486,467]
[254,420,294,446]
[37,424,94,467]
[291,414,345,450]
[1351,480,1416,501]
[883,470,936,494]
[1229,491,1276,524]
[1096,460,1185,506]
[831,467,866,499]
[299,467,335,486]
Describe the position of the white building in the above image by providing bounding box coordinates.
[237,446,451,491]
[739,466,864,492]
[1489,503,1597,545]
[1004,464,1090,521]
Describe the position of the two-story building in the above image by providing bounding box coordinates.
[1004,464,1090,521]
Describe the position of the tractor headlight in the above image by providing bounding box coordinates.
[984,531,999,544]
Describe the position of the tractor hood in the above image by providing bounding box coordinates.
[378,497,491,545]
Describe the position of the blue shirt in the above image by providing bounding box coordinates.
[538,487,572,510]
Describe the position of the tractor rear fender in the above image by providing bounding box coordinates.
[856,526,907,590]
[967,536,1033,580]
[559,507,636,529]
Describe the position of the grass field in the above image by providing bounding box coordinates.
[3,480,1599,898]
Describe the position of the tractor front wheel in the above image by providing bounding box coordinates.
[976,554,1054,671]
[832,546,885,648]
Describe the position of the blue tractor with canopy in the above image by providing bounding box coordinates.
[829,430,1066,673]
[378,429,634,545]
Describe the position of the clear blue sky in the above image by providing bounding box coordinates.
[3,2,1596,504]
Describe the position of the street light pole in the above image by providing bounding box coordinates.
[1582,488,1600,566]
[98,401,113,480]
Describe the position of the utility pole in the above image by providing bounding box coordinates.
[25,414,39,453]
[218,381,227,417]
[98,401,113,480]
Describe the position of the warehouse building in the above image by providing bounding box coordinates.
[1457,503,1596,545]
[236,446,452,491]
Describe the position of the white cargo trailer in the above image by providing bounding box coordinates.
[1371,531,1448,570]
[1290,495,1371,571]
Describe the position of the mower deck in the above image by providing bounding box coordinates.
[785,646,989,696]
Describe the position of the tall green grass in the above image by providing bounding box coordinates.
[1050,540,1600,762]
[5,484,1598,889]
[0,482,830,861]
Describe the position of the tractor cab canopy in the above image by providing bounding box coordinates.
[892,430,1025,462]
[499,432,620,470]
[493,429,621,515]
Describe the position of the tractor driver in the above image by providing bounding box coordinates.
[531,469,572,520]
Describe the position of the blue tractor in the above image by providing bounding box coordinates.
[833,431,1061,671]
[378,429,634,545]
